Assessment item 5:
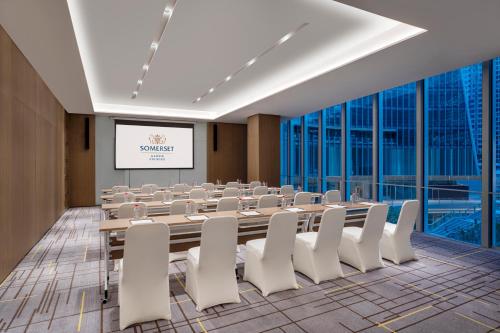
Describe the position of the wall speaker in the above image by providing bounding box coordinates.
[213,123,218,152]
[84,117,90,150]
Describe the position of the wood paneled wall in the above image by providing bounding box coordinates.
[0,25,66,282]
[66,114,95,207]
[247,114,281,186]
[207,122,247,183]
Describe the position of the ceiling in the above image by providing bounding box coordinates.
[1,1,500,123]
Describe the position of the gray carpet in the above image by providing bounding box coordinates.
[0,207,499,333]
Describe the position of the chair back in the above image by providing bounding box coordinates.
[315,207,345,251]
[189,188,208,200]
[394,200,419,237]
[222,187,239,197]
[257,194,278,209]
[198,217,238,270]
[153,190,172,202]
[118,202,147,219]
[249,181,261,189]
[201,183,215,191]
[184,184,193,192]
[226,181,239,189]
[216,197,239,212]
[170,200,189,215]
[325,190,341,203]
[121,223,170,285]
[173,184,186,193]
[294,192,312,205]
[280,185,294,196]
[141,184,158,194]
[112,192,126,203]
[263,211,298,261]
[112,185,129,194]
[360,204,389,245]
[253,186,268,196]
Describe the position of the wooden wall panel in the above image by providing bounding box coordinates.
[247,114,281,187]
[207,122,247,184]
[65,113,95,207]
[0,25,66,282]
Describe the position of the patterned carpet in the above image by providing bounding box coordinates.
[0,207,499,333]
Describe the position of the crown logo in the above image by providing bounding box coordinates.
[149,134,166,145]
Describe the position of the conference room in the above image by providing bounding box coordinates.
[1,1,500,332]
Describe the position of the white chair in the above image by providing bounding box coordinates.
[249,181,262,189]
[117,202,147,219]
[173,183,186,193]
[119,223,171,330]
[201,183,215,191]
[170,200,190,215]
[325,190,341,203]
[243,211,299,296]
[280,185,294,196]
[226,181,239,189]
[112,185,129,194]
[186,217,240,311]
[216,197,239,212]
[184,184,193,192]
[253,186,268,196]
[112,192,126,204]
[223,188,239,197]
[338,204,388,272]
[141,184,158,194]
[153,190,172,202]
[380,200,419,264]
[293,208,345,284]
[294,192,313,205]
[257,194,278,209]
[189,188,208,200]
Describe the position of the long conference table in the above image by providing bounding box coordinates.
[99,201,376,303]
[100,183,253,194]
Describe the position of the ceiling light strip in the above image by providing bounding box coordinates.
[192,22,309,104]
[132,0,177,99]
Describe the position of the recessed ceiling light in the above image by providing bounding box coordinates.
[143,64,149,71]
[246,58,257,67]
[208,88,215,93]
[131,91,138,99]
[278,32,294,44]
[137,80,143,85]
[225,75,232,82]
[163,8,172,17]
[151,42,159,50]
[196,97,201,102]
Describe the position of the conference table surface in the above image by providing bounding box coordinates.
[100,183,256,194]
[99,202,376,232]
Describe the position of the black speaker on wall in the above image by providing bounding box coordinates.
[213,123,218,152]
[84,117,90,150]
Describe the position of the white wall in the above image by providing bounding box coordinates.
[95,116,207,204]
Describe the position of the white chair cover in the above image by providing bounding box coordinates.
[249,181,262,189]
[173,183,186,193]
[226,181,239,189]
[152,190,172,202]
[112,185,129,194]
[186,217,240,311]
[170,200,190,215]
[112,192,126,204]
[201,183,215,191]
[257,194,278,209]
[338,204,388,272]
[222,188,239,197]
[141,184,158,194]
[243,211,299,296]
[294,192,313,205]
[325,190,341,203]
[119,223,170,329]
[380,200,419,264]
[280,185,294,196]
[216,197,239,212]
[293,207,345,284]
[189,188,208,200]
[253,186,268,196]
[117,202,147,219]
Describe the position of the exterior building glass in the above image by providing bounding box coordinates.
[304,112,320,191]
[289,117,302,188]
[322,105,342,191]
[494,57,500,247]
[280,120,289,186]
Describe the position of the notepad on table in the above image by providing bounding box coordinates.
[240,196,255,200]
[130,219,153,225]
[186,215,208,221]
[285,207,304,212]
[163,201,173,205]
[326,204,343,209]
[359,202,375,206]
[240,211,261,216]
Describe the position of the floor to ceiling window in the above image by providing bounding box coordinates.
[424,63,482,245]
[280,119,290,186]
[290,117,302,188]
[304,112,319,192]
[494,57,500,247]
[322,105,342,192]
[380,83,417,223]
[347,96,373,199]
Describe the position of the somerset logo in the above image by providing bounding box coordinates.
[149,134,167,145]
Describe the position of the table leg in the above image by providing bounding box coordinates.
[102,231,110,304]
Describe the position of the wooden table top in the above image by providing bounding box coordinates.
[99,202,375,232]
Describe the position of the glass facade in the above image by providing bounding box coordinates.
[322,105,342,192]
[424,64,482,245]
[279,58,498,247]
[280,120,289,186]
[304,112,319,192]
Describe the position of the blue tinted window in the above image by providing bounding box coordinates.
[322,105,342,191]
[494,57,500,246]
[290,117,302,188]
[280,120,289,185]
[304,112,319,191]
